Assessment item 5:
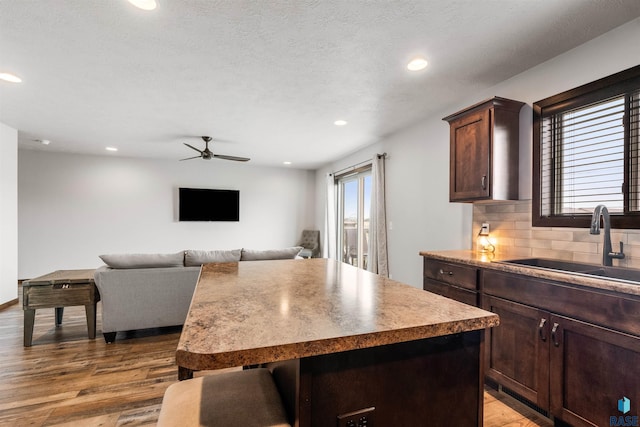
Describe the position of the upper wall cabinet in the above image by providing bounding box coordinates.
[443,97,524,202]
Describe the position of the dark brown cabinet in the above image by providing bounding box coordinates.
[549,315,640,427]
[483,295,549,410]
[423,257,479,306]
[482,269,640,427]
[443,97,524,202]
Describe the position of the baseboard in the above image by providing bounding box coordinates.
[0,298,18,311]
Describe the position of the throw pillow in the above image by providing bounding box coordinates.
[184,249,242,266]
[99,252,185,269]
[240,247,303,261]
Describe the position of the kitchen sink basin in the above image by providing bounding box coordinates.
[498,258,640,284]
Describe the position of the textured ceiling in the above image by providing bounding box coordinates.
[2,1,640,169]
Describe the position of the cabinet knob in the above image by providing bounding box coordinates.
[538,318,547,342]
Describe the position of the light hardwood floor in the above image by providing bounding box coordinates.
[0,299,553,427]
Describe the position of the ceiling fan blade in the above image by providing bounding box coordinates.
[179,155,202,161]
[213,154,251,162]
[184,143,203,154]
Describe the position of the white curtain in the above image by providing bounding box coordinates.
[323,173,337,259]
[368,154,388,277]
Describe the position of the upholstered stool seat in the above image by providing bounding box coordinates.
[157,368,291,427]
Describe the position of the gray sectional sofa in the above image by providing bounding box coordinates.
[94,247,302,343]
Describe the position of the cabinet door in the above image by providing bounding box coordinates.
[449,108,491,201]
[483,296,550,410]
[549,315,640,427]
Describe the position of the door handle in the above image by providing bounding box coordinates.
[538,318,547,342]
[551,322,560,347]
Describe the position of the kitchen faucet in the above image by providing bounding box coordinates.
[590,204,625,266]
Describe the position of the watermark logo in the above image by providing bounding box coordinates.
[610,396,638,427]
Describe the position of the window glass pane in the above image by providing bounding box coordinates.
[363,174,371,268]
[342,178,358,266]
[546,97,625,215]
[338,171,372,269]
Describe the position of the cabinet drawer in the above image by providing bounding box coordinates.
[424,278,478,306]
[423,259,478,290]
[24,284,94,308]
[483,269,640,337]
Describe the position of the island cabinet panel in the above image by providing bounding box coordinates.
[296,332,485,427]
[443,97,524,202]
[423,257,479,306]
[481,268,640,427]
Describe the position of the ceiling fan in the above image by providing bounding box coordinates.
[180,136,250,162]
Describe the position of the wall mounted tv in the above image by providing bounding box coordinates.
[178,188,240,222]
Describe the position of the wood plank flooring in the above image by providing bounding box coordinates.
[0,299,553,427]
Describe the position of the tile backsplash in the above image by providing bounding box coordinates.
[472,200,640,268]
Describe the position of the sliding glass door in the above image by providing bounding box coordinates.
[337,169,371,269]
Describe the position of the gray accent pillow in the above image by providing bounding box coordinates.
[241,247,303,261]
[99,252,185,269]
[184,249,242,266]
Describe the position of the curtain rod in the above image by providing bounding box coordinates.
[331,153,387,177]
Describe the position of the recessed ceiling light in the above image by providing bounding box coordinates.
[106,147,118,152]
[283,161,292,165]
[407,57,428,71]
[39,139,50,145]
[334,120,348,126]
[0,72,22,83]
[127,0,157,10]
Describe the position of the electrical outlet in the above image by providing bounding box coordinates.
[480,222,490,235]
[337,407,375,427]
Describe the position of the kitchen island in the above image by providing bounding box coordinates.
[176,258,499,426]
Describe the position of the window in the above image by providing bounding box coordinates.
[336,167,371,269]
[533,65,640,228]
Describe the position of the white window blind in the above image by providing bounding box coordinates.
[630,91,640,211]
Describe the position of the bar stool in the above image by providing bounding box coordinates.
[157,368,291,427]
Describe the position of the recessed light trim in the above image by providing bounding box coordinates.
[105,147,118,152]
[283,161,292,165]
[0,72,22,83]
[40,139,50,145]
[334,120,348,126]
[127,0,157,10]
[407,57,428,71]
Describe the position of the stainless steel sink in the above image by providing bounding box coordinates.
[498,258,640,284]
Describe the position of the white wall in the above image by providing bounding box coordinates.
[316,17,640,289]
[18,150,315,279]
[0,122,18,305]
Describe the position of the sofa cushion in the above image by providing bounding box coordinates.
[99,252,185,269]
[241,247,303,261]
[184,249,242,266]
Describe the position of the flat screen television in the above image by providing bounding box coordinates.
[179,188,240,222]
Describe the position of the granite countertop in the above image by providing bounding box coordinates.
[176,258,499,371]
[420,250,640,297]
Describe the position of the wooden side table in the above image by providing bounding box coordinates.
[22,269,99,347]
